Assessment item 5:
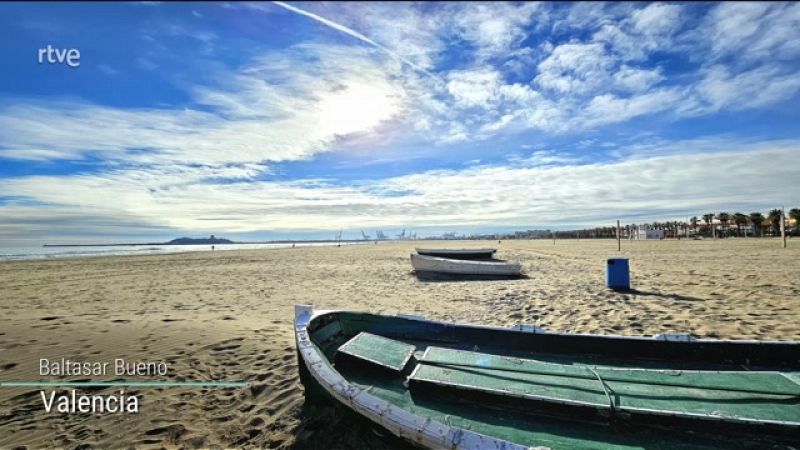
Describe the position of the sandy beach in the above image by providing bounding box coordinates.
[1,239,799,449]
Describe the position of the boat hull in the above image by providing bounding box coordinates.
[410,253,522,277]
[415,248,496,259]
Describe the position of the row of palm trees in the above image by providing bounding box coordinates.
[683,208,800,237]
[506,208,800,240]
[603,209,799,239]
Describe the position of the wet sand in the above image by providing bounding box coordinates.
[1,239,798,448]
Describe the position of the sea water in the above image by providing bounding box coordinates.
[0,241,364,261]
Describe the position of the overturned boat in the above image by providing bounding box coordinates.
[295,305,800,450]
[415,248,497,260]
[410,253,522,277]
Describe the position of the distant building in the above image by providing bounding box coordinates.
[635,228,665,240]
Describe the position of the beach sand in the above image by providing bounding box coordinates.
[1,239,798,448]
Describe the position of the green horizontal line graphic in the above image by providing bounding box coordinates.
[1,381,247,388]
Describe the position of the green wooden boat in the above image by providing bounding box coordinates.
[294,305,800,449]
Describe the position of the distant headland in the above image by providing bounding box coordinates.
[43,235,235,247]
[166,235,233,245]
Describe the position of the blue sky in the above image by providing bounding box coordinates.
[1,1,799,244]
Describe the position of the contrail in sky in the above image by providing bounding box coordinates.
[270,1,440,80]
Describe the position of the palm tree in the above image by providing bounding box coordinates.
[733,213,747,237]
[749,212,765,236]
[767,209,783,236]
[716,212,730,237]
[789,208,800,234]
[702,213,714,236]
[690,216,699,235]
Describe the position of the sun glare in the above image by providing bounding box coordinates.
[317,83,400,137]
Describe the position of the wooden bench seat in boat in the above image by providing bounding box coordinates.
[408,346,800,433]
[336,332,416,372]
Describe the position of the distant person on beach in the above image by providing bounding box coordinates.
[211,245,215,251]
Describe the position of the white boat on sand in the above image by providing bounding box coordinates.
[411,253,522,277]
[415,248,496,260]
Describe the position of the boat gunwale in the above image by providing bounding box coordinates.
[411,253,519,267]
[415,248,497,256]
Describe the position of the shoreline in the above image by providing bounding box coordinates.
[5,236,793,263]
[0,240,373,263]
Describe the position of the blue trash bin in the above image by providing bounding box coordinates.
[606,258,630,291]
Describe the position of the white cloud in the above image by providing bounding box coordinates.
[630,3,683,36]
[705,2,800,63]
[535,42,613,94]
[452,2,542,60]
[613,65,664,92]
[446,68,503,108]
[3,139,798,238]
[516,150,584,167]
[692,64,800,113]
[551,2,634,36]
[593,3,684,61]
[579,88,682,128]
[377,140,800,226]
[441,68,560,137]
